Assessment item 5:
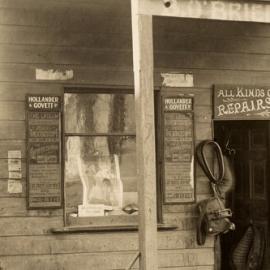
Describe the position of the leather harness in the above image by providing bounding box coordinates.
[196,140,235,245]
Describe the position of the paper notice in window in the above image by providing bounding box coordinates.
[8,180,23,193]
[78,204,105,217]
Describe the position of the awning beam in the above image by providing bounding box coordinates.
[138,0,270,23]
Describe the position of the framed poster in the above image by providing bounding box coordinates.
[214,84,270,120]
[26,95,62,209]
[161,95,195,204]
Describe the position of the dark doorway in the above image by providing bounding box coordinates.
[214,120,270,270]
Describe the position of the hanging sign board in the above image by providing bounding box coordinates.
[214,85,270,120]
[26,95,62,209]
[162,95,195,204]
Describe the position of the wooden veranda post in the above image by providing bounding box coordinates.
[131,0,158,269]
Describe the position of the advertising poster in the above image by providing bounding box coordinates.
[162,96,195,203]
[26,95,62,208]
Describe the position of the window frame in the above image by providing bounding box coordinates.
[63,86,138,227]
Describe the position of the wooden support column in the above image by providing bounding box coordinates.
[131,0,158,269]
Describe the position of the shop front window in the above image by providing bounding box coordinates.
[64,90,137,222]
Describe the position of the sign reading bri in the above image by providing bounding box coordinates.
[214,85,270,120]
[26,95,62,209]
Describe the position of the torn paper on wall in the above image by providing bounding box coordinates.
[161,73,194,87]
[36,68,74,80]
[8,158,21,172]
[8,180,23,193]
[9,171,22,180]
[8,150,21,159]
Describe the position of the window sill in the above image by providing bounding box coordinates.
[50,223,178,234]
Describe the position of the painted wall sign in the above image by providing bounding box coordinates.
[214,85,270,120]
[139,0,270,23]
[162,95,195,204]
[26,95,62,209]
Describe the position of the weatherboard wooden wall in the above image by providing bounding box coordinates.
[0,0,270,269]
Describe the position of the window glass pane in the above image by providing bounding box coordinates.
[64,93,135,134]
[65,136,137,216]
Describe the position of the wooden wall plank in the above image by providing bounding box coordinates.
[3,24,270,56]
[0,8,131,32]
[194,106,212,123]
[1,63,270,88]
[0,101,25,120]
[154,34,270,55]
[156,68,270,88]
[0,234,138,256]
[163,204,197,214]
[0,25,132,49]
[0,82,62,101]
[0,197,62,217]
[159,249,214,267]
[0,216,63,236]
[163,215,197,231]
[0,0,131,15]
[0,121,25,140]
[0,249,214,270]
[0,140,25,158]
[195,123,213,141]
[0,64,134,85]
[155,51,270,71]
[2,45,270,72]
[0,45,133,67]
[0,230,214,256]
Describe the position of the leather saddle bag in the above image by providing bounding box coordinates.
[197,193,235,245]
[196,140,235,245]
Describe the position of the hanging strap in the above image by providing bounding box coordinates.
[196,140,225,185]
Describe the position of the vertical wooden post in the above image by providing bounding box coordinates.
[131,0,158,269]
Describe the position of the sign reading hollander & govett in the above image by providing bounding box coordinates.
[26,95,62,209]
[214,85,270,120]
[162,96,195,204]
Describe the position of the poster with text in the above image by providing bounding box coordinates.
[26,95,62,208]
[214,85,270,120]
[162,95,195,204]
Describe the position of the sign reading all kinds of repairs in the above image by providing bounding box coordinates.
[26,95,62,209]
[162,96,195,204]
[214,85,270,120]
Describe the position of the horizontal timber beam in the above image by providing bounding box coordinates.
[138,0,270,23]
